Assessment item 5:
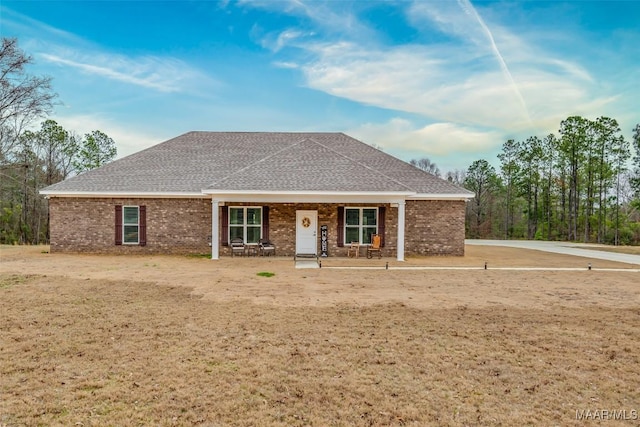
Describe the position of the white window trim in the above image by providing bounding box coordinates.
[229,206,262,244]
[122,205,140,245]
[344,207,378,245]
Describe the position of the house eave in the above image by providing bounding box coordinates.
[40,190,206,199]
[407,193,474,201]
[39,189,473,203]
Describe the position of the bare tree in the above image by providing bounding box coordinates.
[0,38,56,158]
[445,169,466,185]
[409,157,441,177]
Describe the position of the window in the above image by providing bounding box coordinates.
[229,207,262,244]
[123,206,140,244]
[345,207,377,244]
[115,205,146,246]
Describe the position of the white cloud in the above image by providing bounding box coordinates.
[40,53,203,93]
[259,29,309,52]
[244,0,375,40]
[300,41,536,128]
[408,0,488,48]
[349,118,501,159]
[347,118,507,172]
[272,61,300,69]
[1,7,86,48]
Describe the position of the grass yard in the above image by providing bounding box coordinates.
[1,245,639,426]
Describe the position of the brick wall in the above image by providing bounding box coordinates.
[49,197,211,254]
[404,200,466,256]
[49,198,465,256]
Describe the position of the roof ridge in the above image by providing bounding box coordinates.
[307,136,416,192]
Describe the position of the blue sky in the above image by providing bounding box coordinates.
[1,0,638,173]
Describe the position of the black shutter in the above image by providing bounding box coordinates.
[337,206,344,247]
[221,206,229,246]
[115,205,122,245]
[139,205,147,246]
[262,206,269,240]
[378,206,386,247]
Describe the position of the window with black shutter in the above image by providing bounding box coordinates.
[115,205,123,245]
[139,205,147,246]
[378,206,385,247]
[337,206,344,247]
[221,206,229,246]
[262,206,270,240]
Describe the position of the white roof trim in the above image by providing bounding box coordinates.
[40,191,206,198]
[408,193,474,201]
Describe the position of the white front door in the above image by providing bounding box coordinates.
[296,210,318,255]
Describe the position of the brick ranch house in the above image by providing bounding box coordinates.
[40,132,473,261]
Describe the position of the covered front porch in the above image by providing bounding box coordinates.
[206,192,410,261]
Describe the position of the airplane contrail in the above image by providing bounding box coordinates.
[457,0,532,125]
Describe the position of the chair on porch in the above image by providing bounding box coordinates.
[347,241,360,258]
[230,237,245,257]
[366,234,382,259]
[259,239,276,256]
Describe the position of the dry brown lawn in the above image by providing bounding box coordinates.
[1,245,639,426]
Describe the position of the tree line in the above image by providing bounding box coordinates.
[1,38,116,244]
[414,118,640,245]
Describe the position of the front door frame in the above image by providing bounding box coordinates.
[296,210,318,255]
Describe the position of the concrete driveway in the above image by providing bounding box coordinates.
[466,239,640,265]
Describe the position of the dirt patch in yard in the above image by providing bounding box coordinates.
[1,245,639,426]
[1,244,638,310]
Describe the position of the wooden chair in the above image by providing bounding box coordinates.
[230,237,245,257]
[259,239,276,256]
[366,234,382,259]
[347,241,360,258]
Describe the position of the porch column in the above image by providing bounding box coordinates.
[211,199,219,260]
[397,200,405,261]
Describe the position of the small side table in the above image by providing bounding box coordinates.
[245,244,259,257]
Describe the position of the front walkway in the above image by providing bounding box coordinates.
[466,239,640,266]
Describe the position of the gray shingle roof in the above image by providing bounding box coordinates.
[41,132,472,196]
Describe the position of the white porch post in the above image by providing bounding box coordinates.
[211,199,219,260]
[397,200,405,261]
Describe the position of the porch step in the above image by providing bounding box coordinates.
[294,253,319,269]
